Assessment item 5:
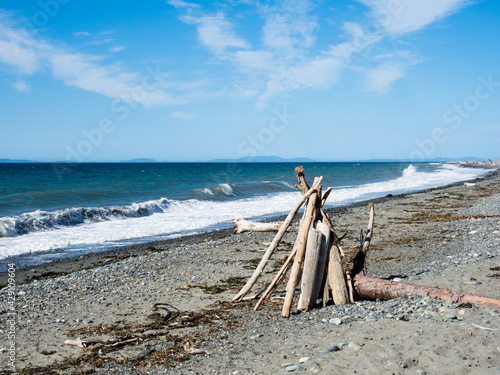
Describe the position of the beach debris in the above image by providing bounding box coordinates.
[232,166,500,317]
[233,218,284,234]
[352,275,500,310]
[233,167,354,317]
[232,175,324,303]
[183,344,208,354]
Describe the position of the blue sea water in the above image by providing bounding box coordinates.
[0,162,492,267]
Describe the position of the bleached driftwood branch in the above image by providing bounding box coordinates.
[233,218,283,234]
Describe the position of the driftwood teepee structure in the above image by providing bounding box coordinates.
[232,166,500,317]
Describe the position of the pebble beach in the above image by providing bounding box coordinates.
[1,162,500,374]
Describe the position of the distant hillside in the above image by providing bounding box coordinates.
[0,158,41,163]
[120,158,158,163]
[209,156,316,163]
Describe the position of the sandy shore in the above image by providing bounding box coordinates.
[1,165,500,374]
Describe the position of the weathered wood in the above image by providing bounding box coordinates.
[350,203,375,277]
[297,226,323,310]
[321,187,332,207]
[254,247,296,310]
[314,222,331,302]
[353,275,500,310]
[295,165,310,194]
[328,243,349,305]
[232,177,323,302]
[282,181,321,317]
[233,218,283,234]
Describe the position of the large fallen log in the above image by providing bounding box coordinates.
[353,275,500,310]
[233,218,283,234]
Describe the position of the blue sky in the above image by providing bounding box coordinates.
[0,0,499,162]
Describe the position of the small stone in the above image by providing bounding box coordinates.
[329,318,342,325]
[281,363,294,368]
[475,281,482,286]
[285,364,303,372]
[337,342,348,347]
[326,345,340,352]
[250,334,263,340]
[18,291,26,296]
[298,357,310,363]
[347,342,361,350]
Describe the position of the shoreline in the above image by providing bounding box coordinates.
[1,162,499,373]
[1,164,498,288]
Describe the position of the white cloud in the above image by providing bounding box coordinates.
[171,110,198,120]
[181,14,250,55]
[167,0,199,8]
[12,79,30,92]
[357,0,471,36]
[0,17,40,74]
[49,53,136,99]
[365,64,405,94]
[110,46,126,53]
[0,11,182,107]
[73,31,90,37]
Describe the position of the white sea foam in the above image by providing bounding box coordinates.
[0,164,493,261]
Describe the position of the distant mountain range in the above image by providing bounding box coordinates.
[208,156,317,163]
[0,156,486,163]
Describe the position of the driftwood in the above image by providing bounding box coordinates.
[327,243,349,305]
[314,222,331,304]
[232,177,323,302]
[235,166,500,317]
[233,218,283,234]
[254,247,296,310]
[350,203,375,277]
[282,180,321,317]
[353,275,500,310]
[64,337,139,348]
[297,224,325,310]
[184,344,208,355]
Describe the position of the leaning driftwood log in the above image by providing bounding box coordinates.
[282,178,321,317]
[233,218,283,234]
[297,223,328,311]
[353,275,500,310]
[232,177,323,302]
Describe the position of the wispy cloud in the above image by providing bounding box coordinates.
[171,110,198,120]
[73,31,90,37]
[0,11,180,107]
[12,79,30,92]
[365,64,404,94]
[171,0,473,105]
[357,0,471,36]
[182,14,250,55]
[167,0,199,9]
[110,45,125,53]
[0,15,39,74]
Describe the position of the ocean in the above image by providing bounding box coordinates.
[0,162,492,269]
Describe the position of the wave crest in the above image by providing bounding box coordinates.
[0,198,170,238]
